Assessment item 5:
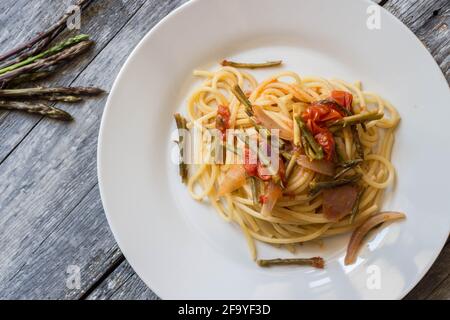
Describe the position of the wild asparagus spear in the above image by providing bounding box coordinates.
[250,177,259,205]
[295,116,324,160]
[221,60,282,69]
[328,111,383,131]
[0,40,94,83]
[232,84,255,118]
[6,70,54,86]
[0,100,72,121]
[349,187,365,224]
[0,35,90,75]
[309,174,362,196]
[38,95,83,102]
[334,159,364,179]
[0,86,104,98]
[174,113,189,184]
[336,158,364,168]
[0,37,52,71]
[0,0,92,63]
[257,257,325,269]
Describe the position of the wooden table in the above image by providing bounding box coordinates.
[0,0,448,300]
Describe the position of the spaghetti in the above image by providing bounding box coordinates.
[174,62,403,265]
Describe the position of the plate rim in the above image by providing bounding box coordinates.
[97,0,449,300]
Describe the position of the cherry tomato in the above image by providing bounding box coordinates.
[314,130,335,161]
[243,147,257,176]
[215,105,231,138]
[331,90,353,110]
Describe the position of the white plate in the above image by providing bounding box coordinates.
[98,0,450,299]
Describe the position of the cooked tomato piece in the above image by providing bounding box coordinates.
[331,90,353,110]
[215,105,231,138]
[314,130,335,161]
[259,194,268,204]
[243,147,258,176]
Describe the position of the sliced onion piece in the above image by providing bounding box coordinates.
[261,182,283,216]
[217,165,247,196]
[253,105,293,140]
[296,155,335,176]
[323,184,358,221]
[344,211,406,265]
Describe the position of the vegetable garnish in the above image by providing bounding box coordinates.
[331,90,353,110]
[309,174,362,196]
[328,110,383,131]
[0,1,103,121]
[215,104,231,139]
[217,165,247,196]
[345,212,406,265]
[174,113,189,184]
[261,181,283,216]
[0,100,73,121]
[349,187,365,224]
[177,65,404,266]
[221,59,282,69]
[296,155,335,176]
[257,257,325,269]
[323,184,358,221]
[295,116,324,160]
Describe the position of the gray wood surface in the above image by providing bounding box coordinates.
[0,0,448,300]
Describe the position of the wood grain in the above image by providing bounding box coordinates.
[86,260,159,300]
[0,0,147,298]
[0,0,447,300]
[384,0,449,81]
[0,0,188,300]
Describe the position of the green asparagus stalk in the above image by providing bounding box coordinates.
[0,100,72,121]
[39,95,83,102]
[0,0,92,63]
[221,60,282,69]
[250,177,259,205]
[328,110,383,131]
[231,84,284,149]
[0,86,104,98]
[0,40,94,83]
[6,70,54,86]
[336,158,364,168]
[0,35,90,75]
[284,152,298,180]
[174,113,189,184]
[231,84,253,117]
[352,126,364,159]
[349,187,365,224]
[309,174,362,196]
[257,257,325,269]
[295,116,324,160]
[334,159,363,179]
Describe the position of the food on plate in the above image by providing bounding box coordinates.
[174,60,405,266]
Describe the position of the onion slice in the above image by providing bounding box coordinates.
[296,155,335,176]
[344,211,406,265]
[323,184,358,221]
[253,105,293,140]
[217,165,247,196]
[261,181,283,216]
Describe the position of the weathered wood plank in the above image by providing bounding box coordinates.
[427,274,450,300]
[405,241,450,299]
[382,0,450,300]
[2,185,123,299]
[0,0,144,162]
[0,0,148,298]
[0,0,187,299]
[85,0,450,300]
[1,0,447,300]
[384,0,449,81]
[86,260,159,300]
